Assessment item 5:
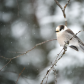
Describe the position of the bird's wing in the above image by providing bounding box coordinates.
[66,28,84,52]
[65,29,84,45]
[65,29,75,35]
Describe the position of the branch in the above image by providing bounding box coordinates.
[41,43,69,84]
[0,59,12,71]
[15,67,25,84]
[53,67,57,84]
[41,29,83,84]
[54,0,70,26]
[0,39,57,60]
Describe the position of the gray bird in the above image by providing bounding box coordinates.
[55,25,84,52]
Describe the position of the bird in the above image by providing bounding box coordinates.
[55,25,84,52]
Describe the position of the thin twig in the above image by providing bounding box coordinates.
[15,67,25,84]
[41,42,68,84]
[0,39,56,71]
[0,39,57,60]
[8,51,26,54]
[46,73,49,84]
[0,59,12,71]
[64,0,70,11]
[54,0,70,26]
[53,68,57,84]
[41,48,64,84]
[0,39,56,72]
[54,0,63,10]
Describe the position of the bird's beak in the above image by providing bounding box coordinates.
[55,31,59,32]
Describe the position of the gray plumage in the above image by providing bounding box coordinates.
[56,25,84,52]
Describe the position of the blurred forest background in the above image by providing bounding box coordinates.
[0,0,84,84]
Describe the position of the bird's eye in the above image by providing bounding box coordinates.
[60,25,64,31]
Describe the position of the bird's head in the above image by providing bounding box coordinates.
[55,25,68,33]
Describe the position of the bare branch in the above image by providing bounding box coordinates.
[41,38,70,84]
[54,0,70,26]
[0,59,12,71]
[64,0,70,11]
[54,0,63,10]
[41,48,64,84]
[15,67,25,84]
[0,39,56,71]
[53,68,57,84]
[41,29,83,84]
[0,39,57,60]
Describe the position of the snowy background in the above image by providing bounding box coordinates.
[0,0,84,84]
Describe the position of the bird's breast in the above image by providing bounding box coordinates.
[56,32,66,46]
[56,32,78,47]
